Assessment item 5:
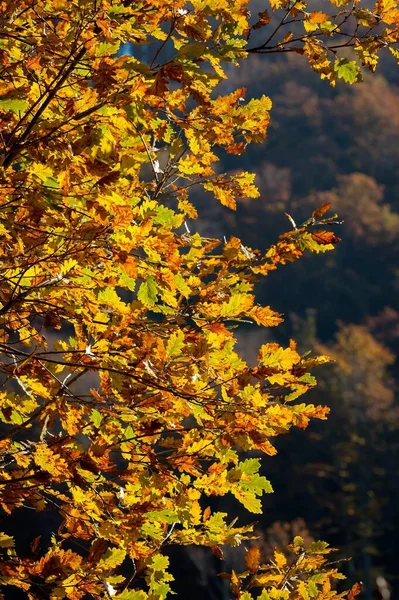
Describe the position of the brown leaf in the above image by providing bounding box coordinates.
[226,142,246,155]
[79,456,100,475]
[211,545,224,560]
[1,406,12,421]
[348,582,363,600]
[162,63,184,82]
[27,53,42,70]
[253,9,271,29]
[88,538,107,565]
[312,202,331,218]
[94,170,120,189]
[182,24,206,41]
[245,546,261,573]
[149,71,169,96]
[0,50,10,66]
[311,230,341,245]
[30,536,41,554]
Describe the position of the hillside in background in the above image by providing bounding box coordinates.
[191,48,399,599]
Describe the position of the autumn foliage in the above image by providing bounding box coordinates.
[0,0,397,598]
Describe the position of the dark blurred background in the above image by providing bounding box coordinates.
[184,25,399,600]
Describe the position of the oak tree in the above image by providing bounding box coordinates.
[0,0,397,598]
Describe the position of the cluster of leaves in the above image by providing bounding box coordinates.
[222,537,363,600]
[247,0,399,84]
[0,0,396,598]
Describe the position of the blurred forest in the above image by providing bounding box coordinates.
[186,28,399,600]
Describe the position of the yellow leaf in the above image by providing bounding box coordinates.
[165,329,185,359]
[34,444,68,478]
[98,547,127,570]
[274,550,287,569]
[258,344,300,370]
[0,532,14,548]
[250,306,283,327]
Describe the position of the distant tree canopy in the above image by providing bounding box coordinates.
[0,1,398,599]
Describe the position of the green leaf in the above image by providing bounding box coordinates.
[154,205,182,229]
[307,540,330,554]
[98,547,126,569]
[150,554,169,571]
[230,460,273,513]
[115,591,148,600]
[165,329,184,359]
[307,581,319,598]
[95,41,121,57]
[293,535,304,549]
[0,532,14,548]
[298,373,317,385]
[334,58,361,83]
[238,458,261,476]
[0,98,28,114]
[90,409,102,428]
[177,43,206,58]
[138,276,158,307]
[97,287,124,307]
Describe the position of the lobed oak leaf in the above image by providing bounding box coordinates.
[245,546,261,572]
[0,532,14,548]
[231,570,241,596]
[250,305,283,327]
[309,11,329,23]
[334,58,362,84]
[162,63,184,82]
[137,276,158,307]
[88,538,108,565]
[273,550,287,570]
[148,71,169,97]
[98,547,127,570]
[311,230,341,245]
[312,202,332,218]
[348,583,363,600]
[253,9,271,29]
[297,580,310,600]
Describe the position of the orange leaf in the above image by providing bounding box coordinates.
[245,546,261,572]
[312,202,331,217]
[250,305,283,327]
[311,230,340,245]
[348,582,363,600]
[309,11,329,23]
[203,506,211,522]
